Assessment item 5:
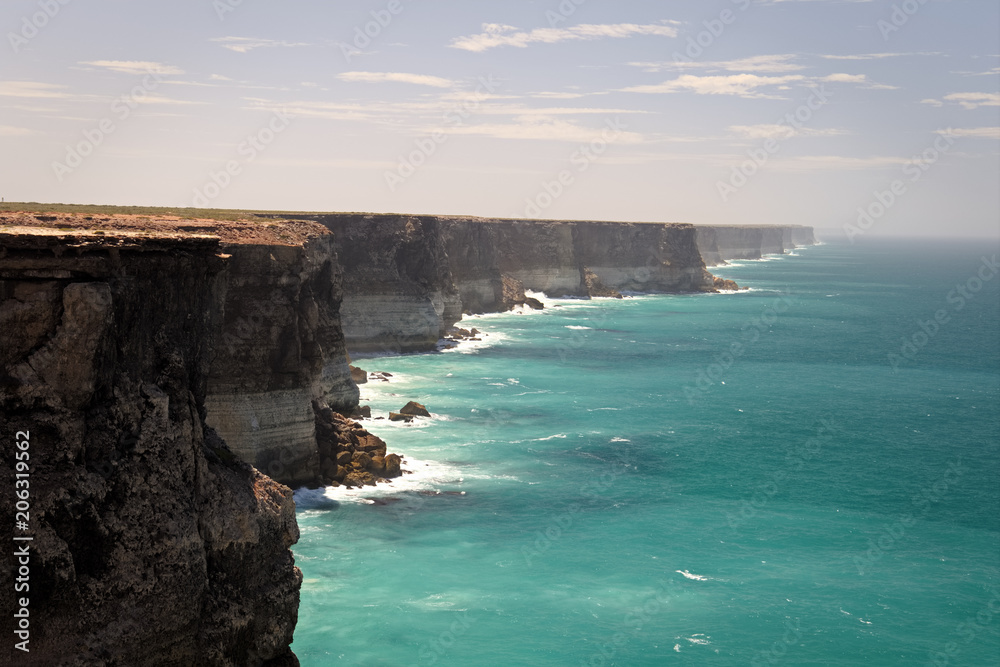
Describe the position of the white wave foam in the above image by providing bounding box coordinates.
[676,570,709,581]
[294,455,471,505]
[534,433,568,441]
[565,325,592,330]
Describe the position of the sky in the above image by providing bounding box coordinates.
[1,0,998,239]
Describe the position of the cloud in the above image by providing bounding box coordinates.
[943,92,1000,110]
[821,73,898,89]
[729,124,847,140]
[939,127,1000,139]
[79,60,183,75]
[920,98,944,107]
[0,125,37,136]
[450,22,678,52]
[774,155,909,171]
[0,81,71,99]
[821,52,939,60]
[211,37,309,53]
[620,74,806,98]
[631,54,805,74]
[337,72,456,88]
[446,117,644,143]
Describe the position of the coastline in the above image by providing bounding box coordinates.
[1,206,814,664]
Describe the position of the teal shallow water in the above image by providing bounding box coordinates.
[291,238,1000,666]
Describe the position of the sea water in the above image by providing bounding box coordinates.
[291,238,1000,666]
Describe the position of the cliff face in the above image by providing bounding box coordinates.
[309,215,462,354]
[203,238,355,487]
[295,215,720,349]
[696,225,816,266]
[572,222,712,293]
[0,225,301,665]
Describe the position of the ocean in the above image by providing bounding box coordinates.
[290,237,1000,666]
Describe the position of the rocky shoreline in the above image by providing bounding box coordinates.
[1,209,815,664]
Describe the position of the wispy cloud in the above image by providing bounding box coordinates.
[211,37,309,53]
[337,72,456,88]
[631,54,805,74]
[79,60,184,75]
[939,127,1000,139]
[620,74,806,98]
[820,52,939,60]
[821,73,897,89]
[445,117,644,143]
[774,155,908,171]
[450,22,678,52]
[0,125,37,136]
[729,124,847,140]
[943,92,1000,110]
[0,81,72,99]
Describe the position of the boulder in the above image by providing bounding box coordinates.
[399,401,431,418]
[351,451,373,469]
[342,471,376,488]
[524,297,544,310]
[383,453,402,477]
[712,276,741,292]
[350,365,368,384]
[389,412,414,422]
[350,405,372,419]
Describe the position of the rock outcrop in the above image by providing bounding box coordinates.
[0,222,302,665]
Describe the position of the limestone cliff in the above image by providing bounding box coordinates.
[696,225,816,266]
[306,214,463,354]
[0,222,302,665]
[288,214,721,353]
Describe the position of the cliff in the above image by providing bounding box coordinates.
[287,214,722,351]
[308,215,463,354]
[695,225,816,266]
[0,220,303,665]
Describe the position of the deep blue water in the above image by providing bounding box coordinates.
[291,238,1000,666]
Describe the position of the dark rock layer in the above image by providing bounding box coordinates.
[1,228,301,665]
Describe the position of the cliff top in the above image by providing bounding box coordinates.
[0,211,331,246]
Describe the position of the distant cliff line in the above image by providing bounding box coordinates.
[0,209,814,665]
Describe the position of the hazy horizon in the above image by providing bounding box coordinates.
[2,0,997,240]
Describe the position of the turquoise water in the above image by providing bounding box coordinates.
[291,238,1000,666]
